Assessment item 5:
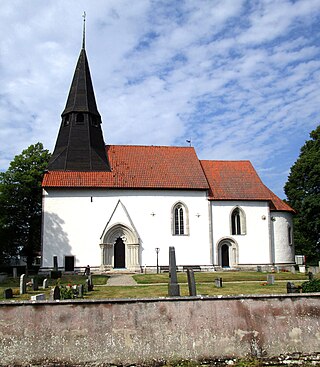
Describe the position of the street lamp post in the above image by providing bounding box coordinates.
[155,247,160,274]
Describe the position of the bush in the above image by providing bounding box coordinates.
[301,279,320,293]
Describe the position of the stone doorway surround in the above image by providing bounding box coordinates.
[100,223,140,271]
[217,238,239,268]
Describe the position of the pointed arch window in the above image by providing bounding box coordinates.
[231,207,246,235]
[172,202,189,236]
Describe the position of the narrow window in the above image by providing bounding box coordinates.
[173,203,188,235]
[231,207,246,235]
[288,225,292,245]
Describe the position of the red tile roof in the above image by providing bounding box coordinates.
[42,146,293,212]
[200,160,294,212]
[42,145,209,190]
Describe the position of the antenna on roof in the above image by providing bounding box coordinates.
[82,11,86,50]
[186,139,192,147]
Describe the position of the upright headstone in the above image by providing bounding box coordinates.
[257,266,262,272]
[215,278,223,288]
[43,278,48,289]
[85,279,91,292]
[12,267,18,279]
[168,246,180,296]
[20,274,26,295]
[78,284,84,298]
[267,274,275,285]
[88,274,93,291]
[32,277,39,291]
[187,268,197,296]
[53,256,58,271]
[3,288,13,299]
[50,286,61,300]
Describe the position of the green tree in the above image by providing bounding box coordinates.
[0,143,51,267]
[284,125,320,264]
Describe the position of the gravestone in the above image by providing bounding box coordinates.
[13,267,18,279]
[187,268,197,296]
[168,246,180,296]
[215,278,223,288]
[3,288,13,299]
[85,278,93,292]
[43,278,48,289]
[308,272,314,281]
[267,274,275,285]
[53,256,58,271]
[20,274,27,295]
[31,294,46,301]
[32,277,39,291]
[287,282,301,293]
[257,266,262,272]
[78,284,84,298]
[88,274,93,291]
[50,286,61,300]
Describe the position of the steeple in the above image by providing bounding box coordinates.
[48,15,111,172]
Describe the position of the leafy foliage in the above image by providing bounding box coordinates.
[0,143,51,266]
[284,125,320,263]
[301,279,320,293]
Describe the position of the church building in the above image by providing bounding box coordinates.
[41,38,295,272]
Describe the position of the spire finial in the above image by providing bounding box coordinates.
[82,11,86,49]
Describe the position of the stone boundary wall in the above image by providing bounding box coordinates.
[0,294,319,365]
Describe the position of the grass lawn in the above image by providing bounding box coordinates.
[133,271,309,284]
[0,271,313,301]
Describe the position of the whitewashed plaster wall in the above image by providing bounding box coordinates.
[271,211,295,264]
[211,201,272,266]
[42,189,211,269]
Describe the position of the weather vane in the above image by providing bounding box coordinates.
[82,11,86,49]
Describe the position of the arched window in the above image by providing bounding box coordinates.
[172,202,189,235]
[231,207,246,235]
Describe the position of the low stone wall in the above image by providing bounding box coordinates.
[0,294,320,365]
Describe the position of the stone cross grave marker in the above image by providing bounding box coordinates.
[168,246,180,296]
[20,274,26,295]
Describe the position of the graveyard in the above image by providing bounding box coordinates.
[0,270,311,301]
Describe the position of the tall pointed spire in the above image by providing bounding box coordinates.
[48,15,111,172]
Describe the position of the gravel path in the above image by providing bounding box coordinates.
[107,274,137,286]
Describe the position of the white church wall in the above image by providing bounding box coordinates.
[42,188,211,269]
[211,201,272,266]
[271,211,295,264]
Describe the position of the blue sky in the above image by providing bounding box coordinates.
[0,0,319,198]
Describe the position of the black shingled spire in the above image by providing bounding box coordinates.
[48,18,111,172]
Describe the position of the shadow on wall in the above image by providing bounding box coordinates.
[42,212,72,267]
